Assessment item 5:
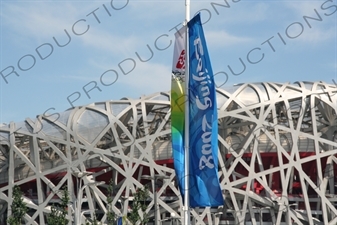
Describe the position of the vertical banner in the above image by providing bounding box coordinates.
[117,217,123,225]
[171,26,187,198]
[187,13,224,207]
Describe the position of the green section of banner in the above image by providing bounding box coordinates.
[171,75,185,193]
[171,76,185,119]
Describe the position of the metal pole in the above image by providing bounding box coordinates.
[76,180,105,225]
[184,1,190,225]
[72,171,91,225]
[76,185,82,225]
[185,0,190,23]
[74,175,82,225]
[141,175,169,225]
[154,177,158,225]
[76,182,90,225]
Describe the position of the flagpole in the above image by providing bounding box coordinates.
[185,0,190,21]
[184,1,190,225]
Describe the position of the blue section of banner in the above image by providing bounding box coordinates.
[171,78,186,200]
[117,217,123,225]
[187,13,224,207]
[171,26,187,201]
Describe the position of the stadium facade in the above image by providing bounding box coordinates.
[1,81,337,225]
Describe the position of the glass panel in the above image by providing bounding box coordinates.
[95,103,106,110]
[284,86,301,95]
[45,109,72,126]
[216,92,228,109]
[237,85,260,106]
[0,123,9,128]
[77,109,109,143]
[253,83,269,102]
[150,93,170,101]
[110,103,130,117]
[302,82,314,91]
[226,84,242,94]
[41,119,66,140]
[57,109,72,125]
[14,121,34,134]
[0,131,10,145]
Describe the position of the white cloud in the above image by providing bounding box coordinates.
[128,1,184,21]
[61,74,96,82]
[205,2,270,25]
[205,30,253,48]
[62,59,171,96]
[233,2,270,23]
[1,2,87,39]
[118,61,171,93]
[273,1,336,45]
[284,1,322,16]
[80,28,140,58]
[295,26,336,43]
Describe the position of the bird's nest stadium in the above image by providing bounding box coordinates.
[1,81,337,225]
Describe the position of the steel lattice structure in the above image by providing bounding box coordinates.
[0,81,337,225]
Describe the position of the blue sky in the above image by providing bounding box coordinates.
[0,0,336,124]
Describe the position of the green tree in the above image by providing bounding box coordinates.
[7,185,27,225]
[47,186,70,225]
[128,186,149,225]
[106,179,116,225]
